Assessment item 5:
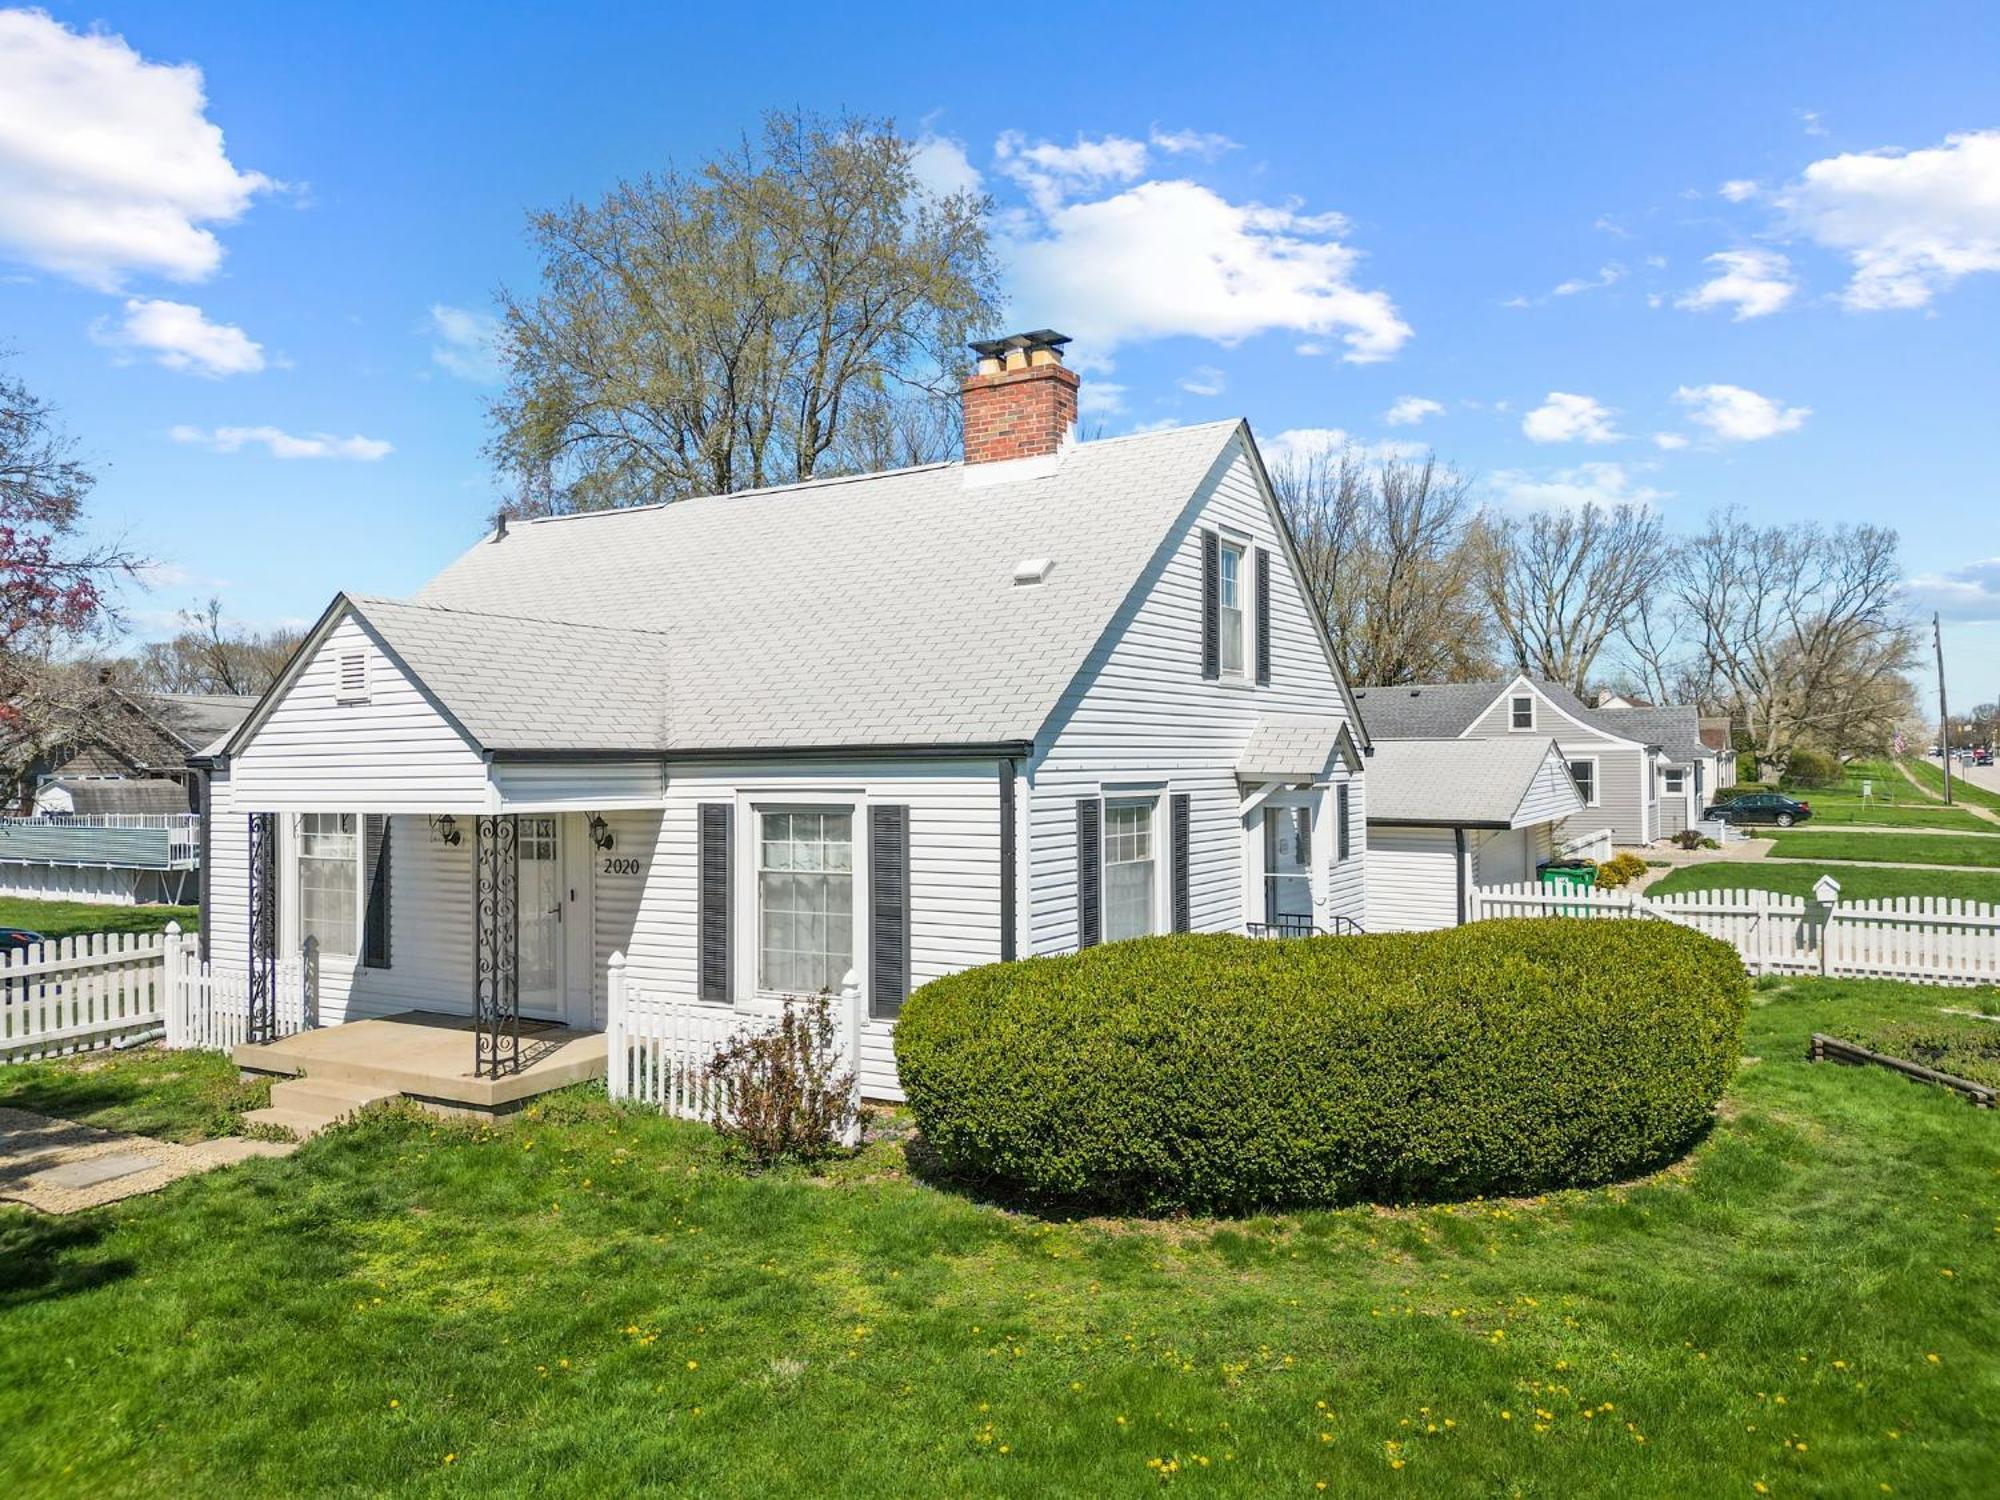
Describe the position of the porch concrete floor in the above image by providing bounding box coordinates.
[234,1012,606,1118]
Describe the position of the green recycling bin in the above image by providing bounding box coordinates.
[1538,860,1597,916]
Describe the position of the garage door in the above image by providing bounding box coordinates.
[1365,826,1459,931]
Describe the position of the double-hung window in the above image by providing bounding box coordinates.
[1218,542,1247,677]
[1510,694,1535,730]
[756,809,853,995]
[1103,800,1157,942]
[296,812,359,956]
[1570,758,1598,807]
[1662,767,1686,795]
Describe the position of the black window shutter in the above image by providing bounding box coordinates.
[1254,547,1272,685]
[1076,798,1102,949]
[362,813,392,968]
[698,803,731,1002]
[869,804,911,1019]
[1200,528,1220,679]
[1336,784,1352,862]
[1170,793,1191,933]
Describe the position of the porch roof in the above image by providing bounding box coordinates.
[1237,716,1362,781]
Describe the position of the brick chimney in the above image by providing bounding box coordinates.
[961,330,1079,464]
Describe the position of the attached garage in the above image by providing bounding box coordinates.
[1363,737,1586,932]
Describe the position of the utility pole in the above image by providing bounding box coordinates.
[1935,612,1953,805]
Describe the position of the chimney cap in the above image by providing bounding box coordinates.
[968,329,1071,361]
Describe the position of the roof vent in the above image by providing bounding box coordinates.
[1013,557,1055,587]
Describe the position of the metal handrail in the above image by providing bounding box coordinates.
[1246,915,1366,939]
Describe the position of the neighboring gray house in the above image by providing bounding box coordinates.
[1354,674,1676,846]
[197,331,1371,1100]
[1588,700,1720,836]
[1362,736,1585,931]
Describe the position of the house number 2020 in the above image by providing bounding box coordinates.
[601,857,641,877]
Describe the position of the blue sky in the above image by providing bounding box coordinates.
[3,2,1997,706]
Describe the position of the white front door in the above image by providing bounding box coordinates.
[517,815,565,1019]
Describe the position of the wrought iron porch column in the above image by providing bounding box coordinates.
[247,811,277,1043]
[473,813,521,1077]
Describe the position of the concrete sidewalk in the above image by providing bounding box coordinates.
[0,1107,294,1215]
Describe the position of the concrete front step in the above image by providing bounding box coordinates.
[246,1077,403,1139]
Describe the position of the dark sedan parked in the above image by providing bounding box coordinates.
[0,927,48,957]
[1703,792,1813,828]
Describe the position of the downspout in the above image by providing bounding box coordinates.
[1454,827,1469,926]
[196,763,213,963]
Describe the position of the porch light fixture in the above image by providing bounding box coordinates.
[428,814,463,847]
[588,813,615,852]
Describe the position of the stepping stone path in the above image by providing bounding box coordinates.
[0,1106,295,1215]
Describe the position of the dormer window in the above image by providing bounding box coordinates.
[1218,541,1247,676]
[1510,693,1535,730]
[336,650,369,705]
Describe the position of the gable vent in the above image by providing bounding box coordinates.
[1013,557,1054,586]
[336,650,369,705]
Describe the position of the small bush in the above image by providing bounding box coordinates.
[1848,1018,2000,1090]
[1671,827,1708,851]
[1713,782,1775,803]
[1781,747,1842,788]
[1736,752,1761,784]
[1592,851,1650,889]
[894,921,1748,1214]
[705,996,857,1167]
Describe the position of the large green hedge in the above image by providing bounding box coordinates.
[894,920,1748,1215]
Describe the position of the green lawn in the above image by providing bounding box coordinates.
[1780,798,1990,832]
[1902,757,2000,813]
[3,982,1997,1497]
[0,897,198,940]
[0,1049,267,1143]
[1649,860,2000,905]
[1766,829,2000,868]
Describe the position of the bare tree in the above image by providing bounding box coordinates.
[127,598,299,696]
[1478,504,1671,694]
[489,109,999,515]
[1273,448,1492,684]
[1672,512,1917,772]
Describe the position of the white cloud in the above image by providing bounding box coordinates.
[1522,392,1622,444]
[910,133,982,199]
[0,9,274,289]
[1904,558,2000,623]
[1674,249,1798,320]
[1779,129,2000,309]
[1719,179,1760,203]
[1384,395,1443,426]
[995,130,1148,212]
[428,303,505,383]
[1799,110,1829,138]
[1260,427,1424,469]
[170,424,391,461]
[1672,383,1809,442]
[92,297,264,376]
[1149,127,1239,159]
[1076,380,1128,418]
[1552,263,1625,296]
[1652,431,1690,450]
[1179,364,1226,398]
[1488,461,1667,512]
[1006,177,1408,364]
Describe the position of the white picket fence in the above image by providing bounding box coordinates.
[604,951,863,1142]
[1469,879,2000,985]
[1,921,317,1062]
[1,931,172,1060]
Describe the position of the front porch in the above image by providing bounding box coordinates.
[236,1010,607,1127]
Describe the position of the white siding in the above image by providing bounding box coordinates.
[593,757,1005,1101]
[1366,826,1459,931]
[230,612,490,814]
[491,759,665,809]
[1516,748,1585,827]
[0,863,144,904]
[1472,827,1535,887]
[1028,435,1366,950]
[1558,742,1650,846]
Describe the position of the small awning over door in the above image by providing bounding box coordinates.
[1238,716,1362,783]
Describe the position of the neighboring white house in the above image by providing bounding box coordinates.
[1352,674,1681,846]
[195,331,1370,1100]
[1362,737,1586,931]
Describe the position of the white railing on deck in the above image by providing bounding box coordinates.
[1555,826,1615,865]
[1,931,170,1060]
[604,951,863,1144]
[1469,879,2000,985]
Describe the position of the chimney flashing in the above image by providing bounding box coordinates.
[961,328,1079,466]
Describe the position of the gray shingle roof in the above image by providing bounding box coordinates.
[1364,736,1580,826]
[39,778,192,815]
[140,693,260,748]
[1590,703,1706,759]
[348,597,674,752]
[1238,716,1356,780]
[1351,681,1511,738]
[402,421,1244,752]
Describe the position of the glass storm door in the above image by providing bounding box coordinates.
[1262,805,1314,930]
[517,816,564,1019]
